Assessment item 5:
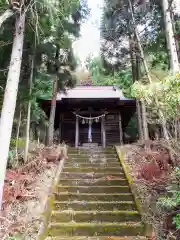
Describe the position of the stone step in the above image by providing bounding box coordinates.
[64,162,121,168]
[63,167,123,173]
[68,151,116,155]
[54,193,134,202]
[56,186,131,194]
[46,237,148,240]
[66,158,119,163]
[68,148,115,154]
[60,172,125,179]
[53,201,137,211]
[68,154,118,158]
[58,178,128,186]
[47,222,145,236]
[39,148,147,239]
[51,210,141,223]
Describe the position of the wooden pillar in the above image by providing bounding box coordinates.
[59,113,62,143]
[101,116,106,148]
[119,112,123,145]
[75,115,79,148]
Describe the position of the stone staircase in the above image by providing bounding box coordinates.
[42,145,148,239]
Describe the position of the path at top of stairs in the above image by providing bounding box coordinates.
[43,145,148,239]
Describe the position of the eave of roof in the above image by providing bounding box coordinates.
[56,85,134,101]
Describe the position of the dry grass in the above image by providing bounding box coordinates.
[0,144,61,240]
[120,141,179,240]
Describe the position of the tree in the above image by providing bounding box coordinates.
[100,0,180,143]
[24,43,36,162]
[162,0,179,73]
[100,0,149,139]
[0,12,26,208]
[46,17,82,145]
[0,0,89,208]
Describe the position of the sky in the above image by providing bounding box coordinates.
[72,0,103,67]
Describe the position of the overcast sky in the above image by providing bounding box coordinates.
[72,0,103,66]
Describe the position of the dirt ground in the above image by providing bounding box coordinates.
[1,161,58,240]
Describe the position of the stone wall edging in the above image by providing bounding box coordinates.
[37,157,65,240]
[115,145,152,238]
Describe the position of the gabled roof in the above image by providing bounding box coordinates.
[56,85,132,100]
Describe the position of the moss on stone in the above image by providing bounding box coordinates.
[54,192,134,202]
[56,185,130,194]
[48,222,145,237]
[115,146,152,237]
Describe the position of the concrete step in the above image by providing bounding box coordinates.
[64,162,121,168]
[68,154,118,158]
[51,210,141,222]
[68,152,116,156]
[56,185,131,194]
[60,172,125,179]
[68,148,115,154]
[53,201,136,211]
[46,237,148,240]
[58,178,128,186]
[54,193,134,202]
[47,222,145,236]
[66,158,119,163]
[63,167,123,173]
[53,201,137,211]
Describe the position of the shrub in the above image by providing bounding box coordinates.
[157,167,180,237]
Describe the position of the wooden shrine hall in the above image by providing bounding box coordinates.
[41,86,137,147]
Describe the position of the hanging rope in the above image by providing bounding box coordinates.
[72,112,108,120]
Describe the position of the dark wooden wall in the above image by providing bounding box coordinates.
[105,113,120,146]
[61,112,76,145]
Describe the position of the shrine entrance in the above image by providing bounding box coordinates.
[73,111,107,148]
[79,121,101,145]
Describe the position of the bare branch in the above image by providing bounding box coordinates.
[0,9,13,28]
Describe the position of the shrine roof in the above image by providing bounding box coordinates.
[56,85,133,101]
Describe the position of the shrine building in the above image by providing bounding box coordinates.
[40,85,137,147]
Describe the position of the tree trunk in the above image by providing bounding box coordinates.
[136,100,144,140]
[129,33,137,81]
[170,9,180,63]
[0,9,13,28]
[161,119,169,140]
[48,76,58,145]
[0,13,25,209]
[134,41,144,140]
[159,109,169,140]
[177,120,180,139]
[141,99,149,140]
[24,55,34,162]
[135,39,141,81]
[174,119,178,141]
[15,108,22,162]
[128,0,152,83]
[129,33,144,140]
[162,0,179,73]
